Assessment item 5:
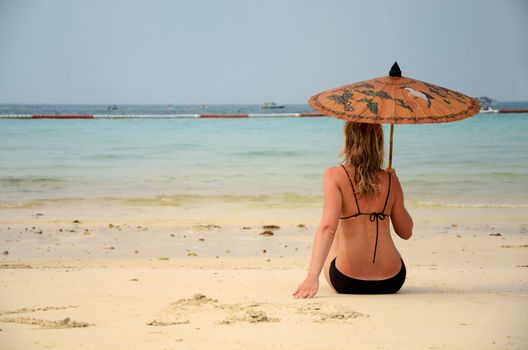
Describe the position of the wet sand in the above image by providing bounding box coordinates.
[1,204,527,349]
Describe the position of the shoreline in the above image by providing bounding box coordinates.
[1,200,527,224]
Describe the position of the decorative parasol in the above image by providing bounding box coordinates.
[308,62,480,168]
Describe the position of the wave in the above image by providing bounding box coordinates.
[489,172,526,179]
[4,195,526,210]
[83,154,127,160]
[0,192,323,209]
[229,150,303,157]
[414,201,528,209]
[0,176,63,185]
[105,192,322,208]
[0,197,83,208]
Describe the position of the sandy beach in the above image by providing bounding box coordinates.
[1,204,527,350]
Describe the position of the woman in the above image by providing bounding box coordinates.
[292,122,413,298]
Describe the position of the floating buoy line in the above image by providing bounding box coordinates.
[1,110,525,119]
[0,113,325,119]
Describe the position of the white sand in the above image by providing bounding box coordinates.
[1,204,527,349]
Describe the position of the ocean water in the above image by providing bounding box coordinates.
[1,104,527,209]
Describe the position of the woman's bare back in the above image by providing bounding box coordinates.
[323,164,412,284]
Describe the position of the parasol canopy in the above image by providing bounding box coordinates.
[308,62,480,167]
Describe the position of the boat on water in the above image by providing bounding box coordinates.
[107,104,118,111]
[475,96,496,112]
[261,102,285,109]
[480,106,499,113]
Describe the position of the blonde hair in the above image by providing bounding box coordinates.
[341,122,384,197]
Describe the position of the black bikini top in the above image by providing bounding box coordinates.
[339,164,392,263]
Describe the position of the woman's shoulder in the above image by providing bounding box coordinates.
[378,168,399,190]
[321,166,349,187]
[323,165,350,178]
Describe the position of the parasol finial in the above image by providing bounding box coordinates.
[389,62,402,77]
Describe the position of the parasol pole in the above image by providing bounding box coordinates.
[387,62,400,170]
[388,123,394,169]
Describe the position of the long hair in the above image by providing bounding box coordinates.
[341,121,384,197]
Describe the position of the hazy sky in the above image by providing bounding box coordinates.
[0,0,526,104]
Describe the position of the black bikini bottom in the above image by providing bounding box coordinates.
[329,257,406,294]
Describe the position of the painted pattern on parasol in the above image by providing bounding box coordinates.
[308,62,480,167]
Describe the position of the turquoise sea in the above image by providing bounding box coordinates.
[1,103,527,210]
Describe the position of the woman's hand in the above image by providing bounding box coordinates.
[292,276,319,299]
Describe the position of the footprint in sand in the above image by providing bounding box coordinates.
[147,293,216,326]
[215,309,279,325]
[1,316,91,329]
[146,317,190,326]
[0,305,78,316]
[149,294,369,326]
[147,294,279,326]
[214,302,279,325]
[0,305,92,329]
[296,302,368,323]
[169,293,218,310]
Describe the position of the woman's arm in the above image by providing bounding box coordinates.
[388,169,413,240]
[292,168,342,298]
